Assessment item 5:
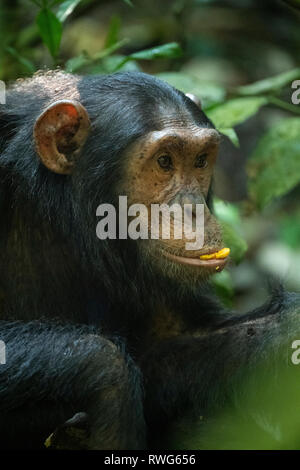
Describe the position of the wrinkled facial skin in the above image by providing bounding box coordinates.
[120,125,225,283]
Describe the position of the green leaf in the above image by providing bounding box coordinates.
[65,51,90,73]
[206,97,267,129]
[5,47,35,73]
[221,221,248,263]
[65,39,129,73]
[105,15,121,48]
[156,72,225,109]
[114,43,182,71]
[235,68,300,96]
[218,128,239,147]
[123,0,134,7]
[36,8,62,58]
[214,199,248,263]
[247,118,300,209]
[268,96,300,116]
[129,42,182,60]
[279,211,300,249]
[213,198,241,226]
[212,270,234,307]
[56,0,81,23]
[90,55,141,74]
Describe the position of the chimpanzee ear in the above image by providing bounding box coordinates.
[185,93,202,110]
[33,100,90,175]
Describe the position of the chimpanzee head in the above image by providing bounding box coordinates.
[3,71,229,289]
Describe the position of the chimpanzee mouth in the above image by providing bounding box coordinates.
[163,248,230,272]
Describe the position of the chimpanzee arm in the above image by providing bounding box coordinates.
[141,290,300,433]
[0,321,145,449]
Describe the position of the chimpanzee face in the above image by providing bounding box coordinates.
[33,94,230,284]
[120,124,229,282]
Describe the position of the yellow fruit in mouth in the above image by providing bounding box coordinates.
[216,247,230,259]
[198,252,216,260]
[199,247,230,260]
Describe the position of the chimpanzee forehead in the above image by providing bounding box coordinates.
[124,126,220,163]
[140,127,220,153]
[149,127,220,144]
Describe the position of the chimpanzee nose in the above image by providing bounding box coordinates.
[170,192,206,216]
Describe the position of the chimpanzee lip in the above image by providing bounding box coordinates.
[163,250,228,270]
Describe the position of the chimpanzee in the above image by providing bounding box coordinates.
[0,70,299,450]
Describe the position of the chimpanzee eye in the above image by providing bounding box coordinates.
[195,153,208,169]
[157,155,173,170]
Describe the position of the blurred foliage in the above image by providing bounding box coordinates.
[0,0,299,450]
[279,210,300,249]
[157,72,226,108]
[247,118,300,209]
[168,359,300,450]
[214,198,248,263]
[207,97,268,145]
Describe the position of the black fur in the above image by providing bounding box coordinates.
[0,71,299,449]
